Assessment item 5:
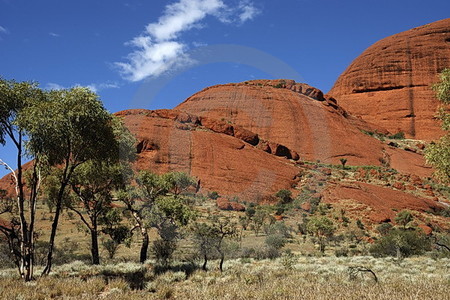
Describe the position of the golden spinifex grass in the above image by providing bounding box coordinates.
[0,256,449,300]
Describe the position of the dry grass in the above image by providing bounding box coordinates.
[1,256,449,299]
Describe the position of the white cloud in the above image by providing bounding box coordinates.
[115,0,260,82]
[46,83,65,90]
[0,25,9,40]
[45,82,119,93]
[146,0,225,42]
[238,0,260,23]
[84,82,120,93]
[49,32,60,37]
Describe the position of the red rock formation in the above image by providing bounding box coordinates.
[115,109,300,201]
[328,18,450,140]
[322,182,443,223]
[216,198,246,211]
[176,79,432,177]
[177,80,388,166]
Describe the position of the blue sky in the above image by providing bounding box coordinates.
[1,0,450,177]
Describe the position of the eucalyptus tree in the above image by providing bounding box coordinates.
[191,215,237,272]
[65,161,133,264]
[118,171,196,263]
[0,78,45,281]
[425,68,450,184]
[20,86,130,274]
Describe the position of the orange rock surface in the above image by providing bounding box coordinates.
[176,79,432,177]
[328,18,450,140]
[176,80,387,166]
[322,182,443,223]
[115,109,299,201]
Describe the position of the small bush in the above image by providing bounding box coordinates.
[207,191,220,200]
[265,234,287,250]
[388,132,405,139]
[152,239,177,267]
[369,228,431,258]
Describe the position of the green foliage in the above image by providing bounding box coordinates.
[376,223,393,236]
[20,87,128,165]
[425,68,450,184]
[275,189,292,204]
[265,234,286,250]
[207,191,220,200]
[0,78,45,146]
[356,219,365,230]
[425,136,450,184]
[245,207,256,218]
[339,158,347,169]
[152,239,177,267]
[369,228,431,258]
[307,216,335,252]
[251,208,269,236]
[394,210,414,228]
[387,132,405,139]
[191,215,237,271]
[153,196,196,227]
[432,68,450,106]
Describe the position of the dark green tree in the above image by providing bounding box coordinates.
[339,158,348,169]
[20,87,130,275]
[370,228,431,258]
[425,68,450,184]
[65,161,133,264]
[0,78,45,281]
[191,215,237,272]
[119,171,196,263]
[275,189,292,204]
[307,216,335,253]
[394,210,414,229]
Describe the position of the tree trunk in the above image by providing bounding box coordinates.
[202,254,208,271]
[319,237,325,253]
[139,229,149,263]
[16,142,30,280]
[219,252,224,272]
[90,228,100,265]
[42,180,69,275]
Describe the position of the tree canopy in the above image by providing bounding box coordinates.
[425,68,450,184]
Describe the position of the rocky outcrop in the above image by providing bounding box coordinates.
[322,182,444,223]
[216,198,246,211]
[328,18,450,140]
[115,109,300,201]
[176,79,431,176]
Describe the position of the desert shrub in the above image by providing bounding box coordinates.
[274,203,285,215]
[0,240,16,269]
[388,132,405,139]
[207,191,220,200]
[376,223,393,236]
[356,219,365,230]
[394,210,414,228]
[275,189,292,204]
[102,239,120,259]
[246,207,256,218]
[152,239,177,267]
[265,234,286,250]
[266,221,292,238]
[369,228,431,258]
[280,251,297,270]
[255,246,280,260]
[240,247,256,258]
[335,248,349,257]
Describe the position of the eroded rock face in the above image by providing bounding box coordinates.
[115,109,299,201]
[329,18,450,140]
[176,79,424,170]
[322,182,443,223]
